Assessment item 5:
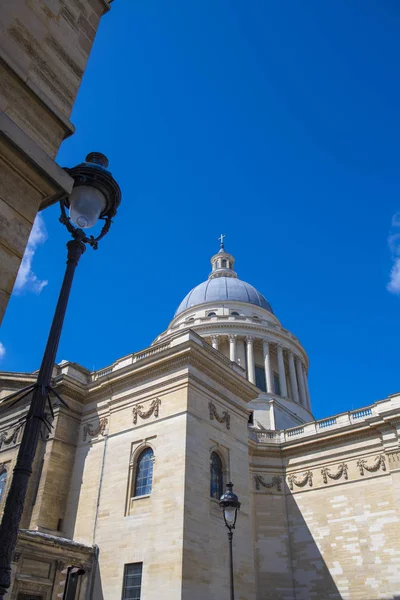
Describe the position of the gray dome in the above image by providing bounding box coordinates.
[175,277,273,316]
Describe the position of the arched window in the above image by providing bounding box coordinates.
[134,448,154,497]
[222,259,227,268]
[0,470,7,504]
[210,452,223,500]
[207,312,217,317]
[231,311,240,316]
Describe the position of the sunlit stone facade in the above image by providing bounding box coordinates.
[1,245,400,600]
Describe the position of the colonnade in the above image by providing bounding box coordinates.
[209,334,311,411]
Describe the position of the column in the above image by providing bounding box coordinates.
[276,345,288,398]
[262,340,274,394]
[246,336,256,384]
[229,334,237,362]
[288,351,300,404]
[296,356,307,407]
[302,365,311,411]
[211,335,219,350]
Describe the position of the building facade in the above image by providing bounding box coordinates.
[0,0,113,324]
[0,244,400,599]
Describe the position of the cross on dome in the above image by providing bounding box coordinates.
[218,233,226,250]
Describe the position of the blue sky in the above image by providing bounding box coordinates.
[2,0,400,420]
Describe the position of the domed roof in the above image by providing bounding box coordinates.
[175,276,273,316]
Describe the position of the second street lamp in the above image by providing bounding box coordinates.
[0,152,121,600]
[219,482,241,600]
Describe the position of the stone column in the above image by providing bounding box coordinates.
[288,351,300,404]
[246,336,256,384]
[211,335,219,350]
[229,334,237,362]
[277,345,288,398]
[302,365,311,411]
[296,356,307,407]
[262,340,274,394]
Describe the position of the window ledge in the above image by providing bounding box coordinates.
[130,494,151,503]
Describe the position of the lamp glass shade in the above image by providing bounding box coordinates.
[224,507,236,526]
[69,185,107,229]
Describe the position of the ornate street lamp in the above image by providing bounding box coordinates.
[219,482,241,600]
[0,153,121,599]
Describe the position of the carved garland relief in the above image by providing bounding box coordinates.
[0,425,22,449]
[209,402,230,430]
[83,417,108,441]
[288,470,313,490]
[132,398,161,425]
[321,462,348,484]
[283,453,387,494]
[357,453,386,476]
[255,475,282,492]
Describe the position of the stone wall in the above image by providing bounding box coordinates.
[0,0,111,323]
[252,419,400,600]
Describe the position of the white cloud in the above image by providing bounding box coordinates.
[0,343,5,361]
[387,212,400,294]
[14,213,48,295]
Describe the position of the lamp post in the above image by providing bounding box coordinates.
[219,482,241,600]
[0,152,121,599]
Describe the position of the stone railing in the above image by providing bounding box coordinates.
[92,341,172,381]
[248,400,395,445]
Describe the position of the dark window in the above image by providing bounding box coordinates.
[222,259,227,267]
[134,448,154,497]
[274,372,281,396]
[0,470,7,503]
[207,312,217,317]
[210,452,223,500]
[231,311,240,316]
[255,366,266,392]
[122,563,143,600]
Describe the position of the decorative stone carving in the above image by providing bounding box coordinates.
[287,470,313,490]
[357,454,386,476]
[209,401,230,430]
[83,417,108,441]
[388,452,400,469]
[255,474,282,492]
[132,398,161,425]
[321,462,348,484]
[0,426,21,449]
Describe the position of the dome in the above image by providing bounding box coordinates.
[174,239,273,316]
[175,277,273,316]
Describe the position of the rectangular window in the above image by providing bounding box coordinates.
[122,563,142,600]
[255,365,266,392]
[273,372,281,396]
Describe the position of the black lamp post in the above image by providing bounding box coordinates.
[0,153,121,599]
[219,482,241,600]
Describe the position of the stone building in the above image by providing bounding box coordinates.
[0,0,113,324]
[0,243,400,599]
